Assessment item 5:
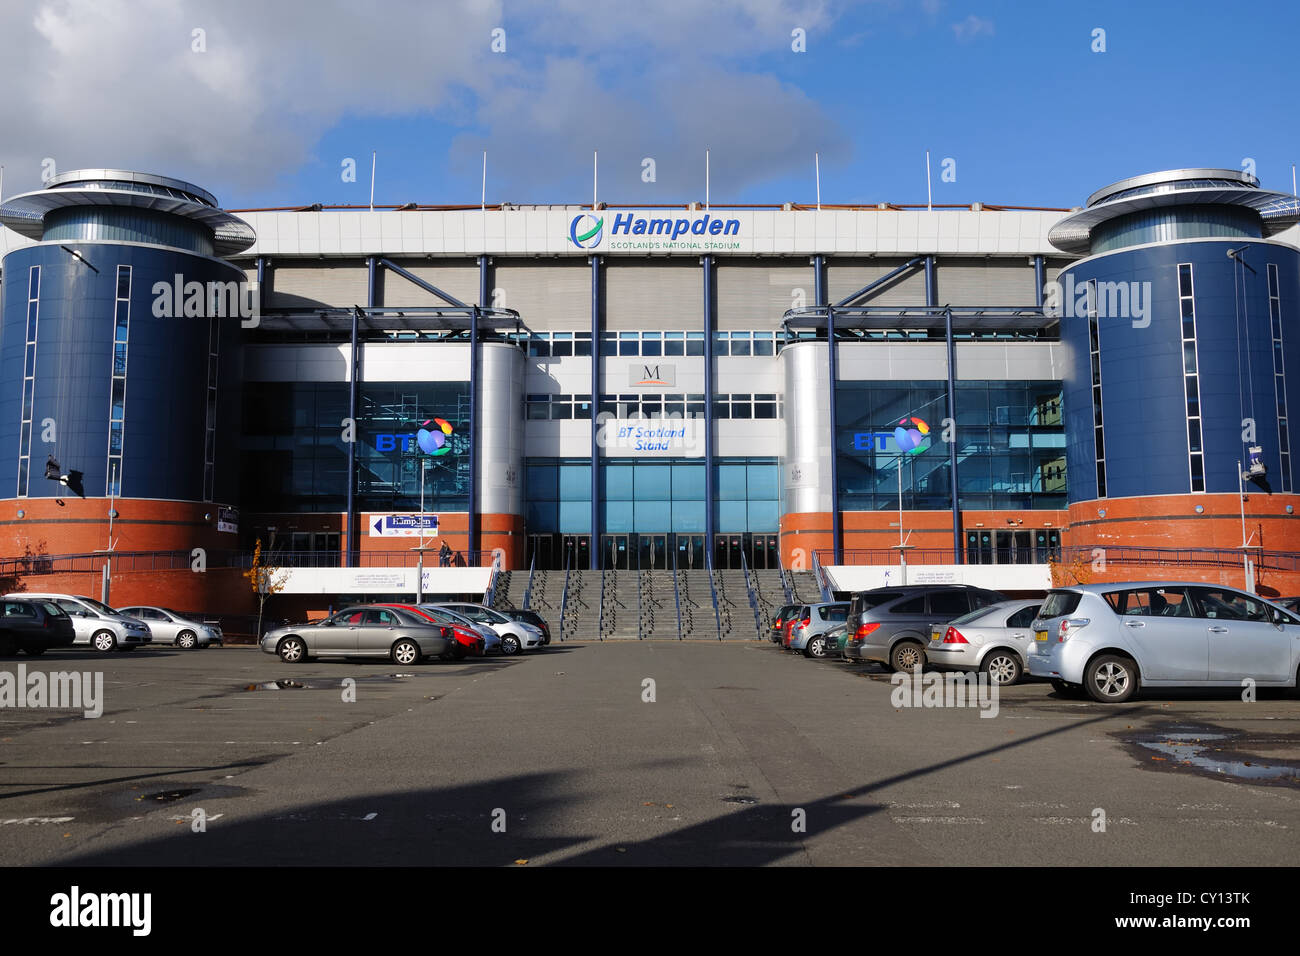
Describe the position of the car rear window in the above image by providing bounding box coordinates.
[854,591,904,613]
[40,602,68,616]
[1040,590,1082,618]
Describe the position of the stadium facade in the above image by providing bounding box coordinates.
[1,166,1298,617]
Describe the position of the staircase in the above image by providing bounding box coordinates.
[713,569,762,641]
[525,569,563,636]
[561,570,599,642]
[599,571,640,640]
[638,570,681,639]
[489,570,527,612]
[749,568,788,636]
[677,570,719,640]
[786,569,824,604]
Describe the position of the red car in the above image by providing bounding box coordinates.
[378,604,484,659]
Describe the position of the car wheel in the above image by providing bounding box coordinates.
[278,636,306,663]
[176,630,198,649]
[1085,654,1139,703]
[890,640,925,674]
[92,630,117,653]
[500,634,521,656]
[805,636,828,659]
[391,639,421,665]
[982,650,1023,686]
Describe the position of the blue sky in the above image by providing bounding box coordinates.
[3,0,1298,210]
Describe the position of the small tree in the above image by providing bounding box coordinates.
[244,539,288,642]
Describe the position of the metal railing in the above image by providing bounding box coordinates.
[819,545,1300,574]
[522,551,536,610]
[811,549,832,601]
[740,549,764,641]
[0,547,500,577]
[709,567,723,641]
[558,549,570,643]
[596,568,606,642]
[671,543,684,640]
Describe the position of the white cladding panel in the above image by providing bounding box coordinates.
[604,260,701,329]
[937,258,1038,305]
[826,258,928,306]
[715,262,813,330]
[378,260,480,307]
[493,259,590,328]
[268,262,368,309]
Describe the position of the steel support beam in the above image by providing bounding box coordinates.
[472,255,488,559]
[835,255,925,308]
[945,305,962,563]
[590,255,602,570]
[814,255,841,563]
[1034,254,1045,306]
[703,255,716,569]
[377,257,468,307]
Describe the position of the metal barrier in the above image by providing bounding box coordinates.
[741,548,764,641]
[820,545,1300,574]
[671,542,683,640]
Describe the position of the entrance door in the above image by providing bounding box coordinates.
[967,531,993,564]
[602,535,630,570]
[529,534,555,570]
[638,534,668,570]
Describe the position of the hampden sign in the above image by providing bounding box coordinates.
[568,211,743,252]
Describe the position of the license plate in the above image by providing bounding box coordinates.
[1035,630,1049,642]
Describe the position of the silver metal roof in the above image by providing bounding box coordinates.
[1048,168,1300,255]
[0,169,256,257]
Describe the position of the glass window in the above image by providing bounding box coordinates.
[574,333,592,357]
[526,395,550,420]
[713,331,730,356]
[619,332,639,356]
[664,331,684,356]
[551,332,572,357]
[893,596,927,615]
[1191,588,1267,621]
[753,332,775,356]
[116,265,131,299]
[730,332,751,356]
[686,332,705,356]
[641,332,662,357]
[928,590,971,617]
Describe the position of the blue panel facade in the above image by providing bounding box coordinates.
[0,243,245,503]
[1062,239,1299,501]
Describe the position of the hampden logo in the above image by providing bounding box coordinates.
[569,214,604,249]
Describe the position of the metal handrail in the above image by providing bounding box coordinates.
[522,550,536,610]
[811,549,832,601]
[672,542,683,640]
[709,566,723,641]
[558,549,570,643]
[597,567,606,642]
[635,546,644,641]
[740,548,764,642]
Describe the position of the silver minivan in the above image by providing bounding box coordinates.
[3,593,152,651]
[1027,582,1300,702]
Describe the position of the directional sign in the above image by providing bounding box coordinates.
[369,514,439,537]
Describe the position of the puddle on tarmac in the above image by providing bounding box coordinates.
[1123,726,1300,786]
[243,674,418,691]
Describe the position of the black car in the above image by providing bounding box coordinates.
[0,599,77,655]
[500,608,551,645]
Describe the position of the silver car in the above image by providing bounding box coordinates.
[260,605,454,664]
[3,592,152,651]
[434,603,544,655]
[414,604,503,655]
[786,602,849,657]
[842,585,1008,672]
[1027,582,1300,702]
[118,606,223,649]
[925,599,1043,685]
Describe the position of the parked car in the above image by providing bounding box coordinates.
[823,621,850,658]
[116,606,223,649]
[498,608,551,645]
[925,599,1043,685]
[433,603,545,655]
[785,602,850,658]
[0,598,77,655]
[260,605,454,664]
[1027,582,1300,703]
[1274,596,1300,614]
[414,605,503,655]
[379,604,487,658]
[842,585,1007,672]
[3,593,152,652]
[770,604,799,644]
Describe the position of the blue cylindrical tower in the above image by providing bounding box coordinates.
[0,169,255,568]
[1049,168,1300,586]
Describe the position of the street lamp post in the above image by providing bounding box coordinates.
[1237,459,1254,593]
[891,451,914,585]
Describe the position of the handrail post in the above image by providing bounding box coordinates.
[558,549,570,643]
[522,550,536,610]
[741,547,763,642]
[672,539,683,640]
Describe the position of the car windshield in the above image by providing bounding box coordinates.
[78,598,118,615]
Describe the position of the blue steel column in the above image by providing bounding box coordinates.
[815,255,840,563]
[1034,254,1045,306]
[347,257,375,567]
[945,306,961,563]
[589,255,601,570]
[703,255,716,568]
[472,255,487,560]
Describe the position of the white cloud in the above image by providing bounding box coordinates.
[951,13,994,41]
[0,0,851,203]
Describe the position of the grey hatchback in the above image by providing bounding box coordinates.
[261,605,454,664]
[842,585,1007,672]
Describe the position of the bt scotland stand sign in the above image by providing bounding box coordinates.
[568,211,742,253]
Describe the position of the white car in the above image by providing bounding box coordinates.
[117,606,223,649]
[3,593,152,651]
[433,603,545,655]
[925,599,1043,685]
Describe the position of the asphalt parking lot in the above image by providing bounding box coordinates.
[1,641,1297,866]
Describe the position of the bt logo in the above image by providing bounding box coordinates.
[375,418,454,455]
[569,214,604,249]
[852,417,930,455]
